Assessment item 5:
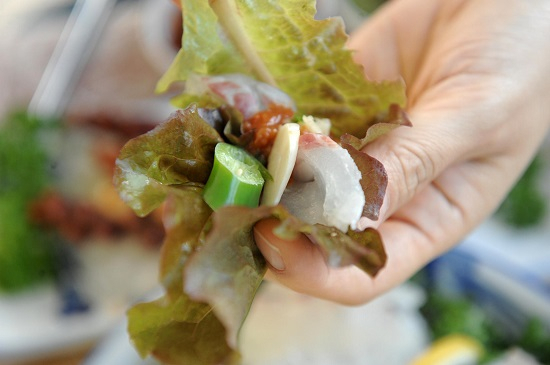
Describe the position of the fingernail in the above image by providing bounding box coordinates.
[255,230,285,271]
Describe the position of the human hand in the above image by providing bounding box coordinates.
[254,0,550,305]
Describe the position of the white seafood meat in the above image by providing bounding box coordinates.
[279,133,365,232]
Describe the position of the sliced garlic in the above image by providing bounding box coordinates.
[261,123,300,206]
[300,115,331,135]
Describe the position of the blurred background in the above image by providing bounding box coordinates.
[0,1,549,365]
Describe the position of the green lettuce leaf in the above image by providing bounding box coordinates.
[127,187,242,364]
[184,205,386,349]
[159,0,407,138]
[127,293,239,365]
[116,105,387,364]
[113,106,223,217]
[116,107,239,362]
[183,206,268,349]
[116,0,406,361]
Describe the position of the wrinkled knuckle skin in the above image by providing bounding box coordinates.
[389,140,438,202]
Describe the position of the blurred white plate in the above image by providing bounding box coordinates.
[0,240,159,364]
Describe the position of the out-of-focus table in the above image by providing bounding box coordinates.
[17,347,91,365]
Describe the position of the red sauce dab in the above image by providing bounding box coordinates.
[242,103,294,160]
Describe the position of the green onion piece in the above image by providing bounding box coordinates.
[203,143,265,210]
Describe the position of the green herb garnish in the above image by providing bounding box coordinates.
[496,154,547,228]
[420,291,550,364]
[203,143,269,210]
[0,111,59,292]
